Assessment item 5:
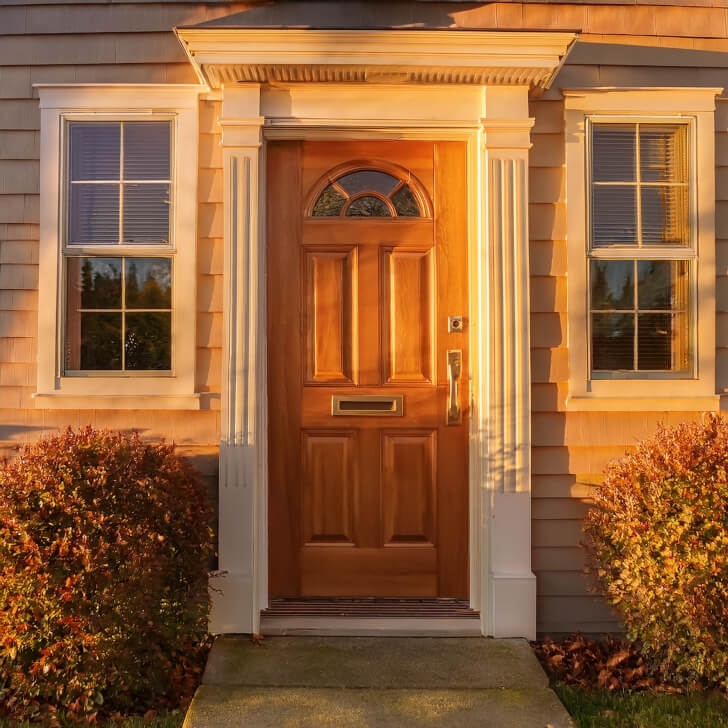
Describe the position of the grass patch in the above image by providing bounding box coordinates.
[554,684,728,728]
[0,711,184,728]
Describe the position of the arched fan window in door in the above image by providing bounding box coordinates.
[309,163,430,218]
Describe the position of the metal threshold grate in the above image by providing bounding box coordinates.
[262,597,479,619]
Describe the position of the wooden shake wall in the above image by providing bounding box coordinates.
[2,0,728,634]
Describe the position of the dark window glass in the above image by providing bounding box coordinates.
[640,125,687,183]
[336,170,398,196]
[125,258,171,309]
[346,196,391,217]
[312,184,346,216]
[80,313,122,370]
[70,184,120,244]
[124,122,171,180]
[125,312,171,370]
[641,186,687,245]
[70,123,120,181]
[637,313,672,370]
[592,125,636,182]
[591,186,637,247]
[592,313,634,370]
[68,257,122,309]
[590,260,634,310]
[392,186,420,217]
[123,183,170,244]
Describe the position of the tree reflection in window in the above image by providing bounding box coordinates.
[311,168,423,217]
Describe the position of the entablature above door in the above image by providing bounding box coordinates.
[175,28,576,92]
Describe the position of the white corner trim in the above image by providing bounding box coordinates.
[176,28,575,90]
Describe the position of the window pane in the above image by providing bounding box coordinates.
[345,196,391,217]
[640,125,688,183]
[125,312,171,370]
[392,186,421,217]
[312,184,346,216]
[637,313,673,370]
[70,122,120,181]
[79,312,122,370]
[124,122,171,180]
[641,186,688,245]
[637,260,688,310]
[337,171,399,196]
[590,260,634,310]
[125,258,171,309]
[592,186,637,247]
[122,183,170,244]
[592,313,634,370]
[592,125,636,182]
[69,184,120,244]
[67,257,122,309]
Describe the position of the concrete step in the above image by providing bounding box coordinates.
[202,636,549,690]
[184,686,574,728]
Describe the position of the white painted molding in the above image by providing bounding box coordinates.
[176,28,575,90]
[210,85,267,635]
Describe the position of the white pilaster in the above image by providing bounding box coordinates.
[209,85,267,634]
[478,86,537,639]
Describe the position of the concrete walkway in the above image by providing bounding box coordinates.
[183,637,574,728]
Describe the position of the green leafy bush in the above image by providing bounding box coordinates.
[584,413,728,689]
[0,427,214,724]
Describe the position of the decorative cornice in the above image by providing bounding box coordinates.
[175,28,576,90]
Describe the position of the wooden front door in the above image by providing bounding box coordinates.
[268,141,469,598]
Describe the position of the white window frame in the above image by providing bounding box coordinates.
[564,88,721,411]
[35,85,204,409]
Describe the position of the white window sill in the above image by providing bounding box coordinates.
[32,393,207,410]
[566,395,720,412]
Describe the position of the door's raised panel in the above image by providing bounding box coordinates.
[382,248,433,383]
[304,247,356,383]
[302,430,358,545]
[381,431,436,546]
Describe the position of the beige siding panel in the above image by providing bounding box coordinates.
[198,238,223,276]
[584,5,656,35]
[530,133,564,168]
[530,240,567,277]
[0,240,38,265]
[198,274,222,313]
[532,475,596,499]
[718,313,728,346]
[0,310,35,337]
[529,203,566,240]
[0,131,39,160]
[533,497,592,520]
[530,101,564,134]
[716,240,728,276]
[89,410,219,445]
[537,596,619,632]
[0,195,38,224]
[716,201,728,239]
[0,337,35,362]
[199,132,223,170]
[0,264,38,289]
[537,571,597,598]
[522,4,587,31]
[0,100,40,131]
[0,224,38,241]
[0,161,38,194]
[654,6,727,37]
[197,312,222,348]
[717,133,728,166]
[531,382,567,412]
[533,519,586,548]
[0,289,37,310]
[532,547,586,572]
[200,102,221,135]
[0,361,34,386]
[530,313,565,348]
[531,347,569,383]
[199,168,223,205]
[717,276,728,311]
[0,385,35,409]
[530,276,566,313]
[0,66,31,98]
[196,346,221,392]
[198,203,223,239]
[529,168,564,204]
[533,445,632,476]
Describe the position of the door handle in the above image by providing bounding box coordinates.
[447,349,462,425]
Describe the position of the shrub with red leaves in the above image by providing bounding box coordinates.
[534,635,686,693]
[584,413,728,690]
[0,427,214,725]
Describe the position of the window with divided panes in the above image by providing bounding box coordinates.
[588,122,693,376]
[64,121,173,373]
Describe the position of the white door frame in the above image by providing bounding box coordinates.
[177,28,575,640]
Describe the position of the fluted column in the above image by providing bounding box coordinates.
[210,84,266,634]
[477,86,536,639]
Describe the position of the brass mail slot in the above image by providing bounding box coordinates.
[332,394,404,416]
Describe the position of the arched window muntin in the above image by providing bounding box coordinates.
[305,160,432,219]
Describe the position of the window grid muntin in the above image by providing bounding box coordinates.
[66,119,174,248]
[586,117,696,378]
[64,255,173,374]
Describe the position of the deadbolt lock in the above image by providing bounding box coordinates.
[448,316,464,333]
